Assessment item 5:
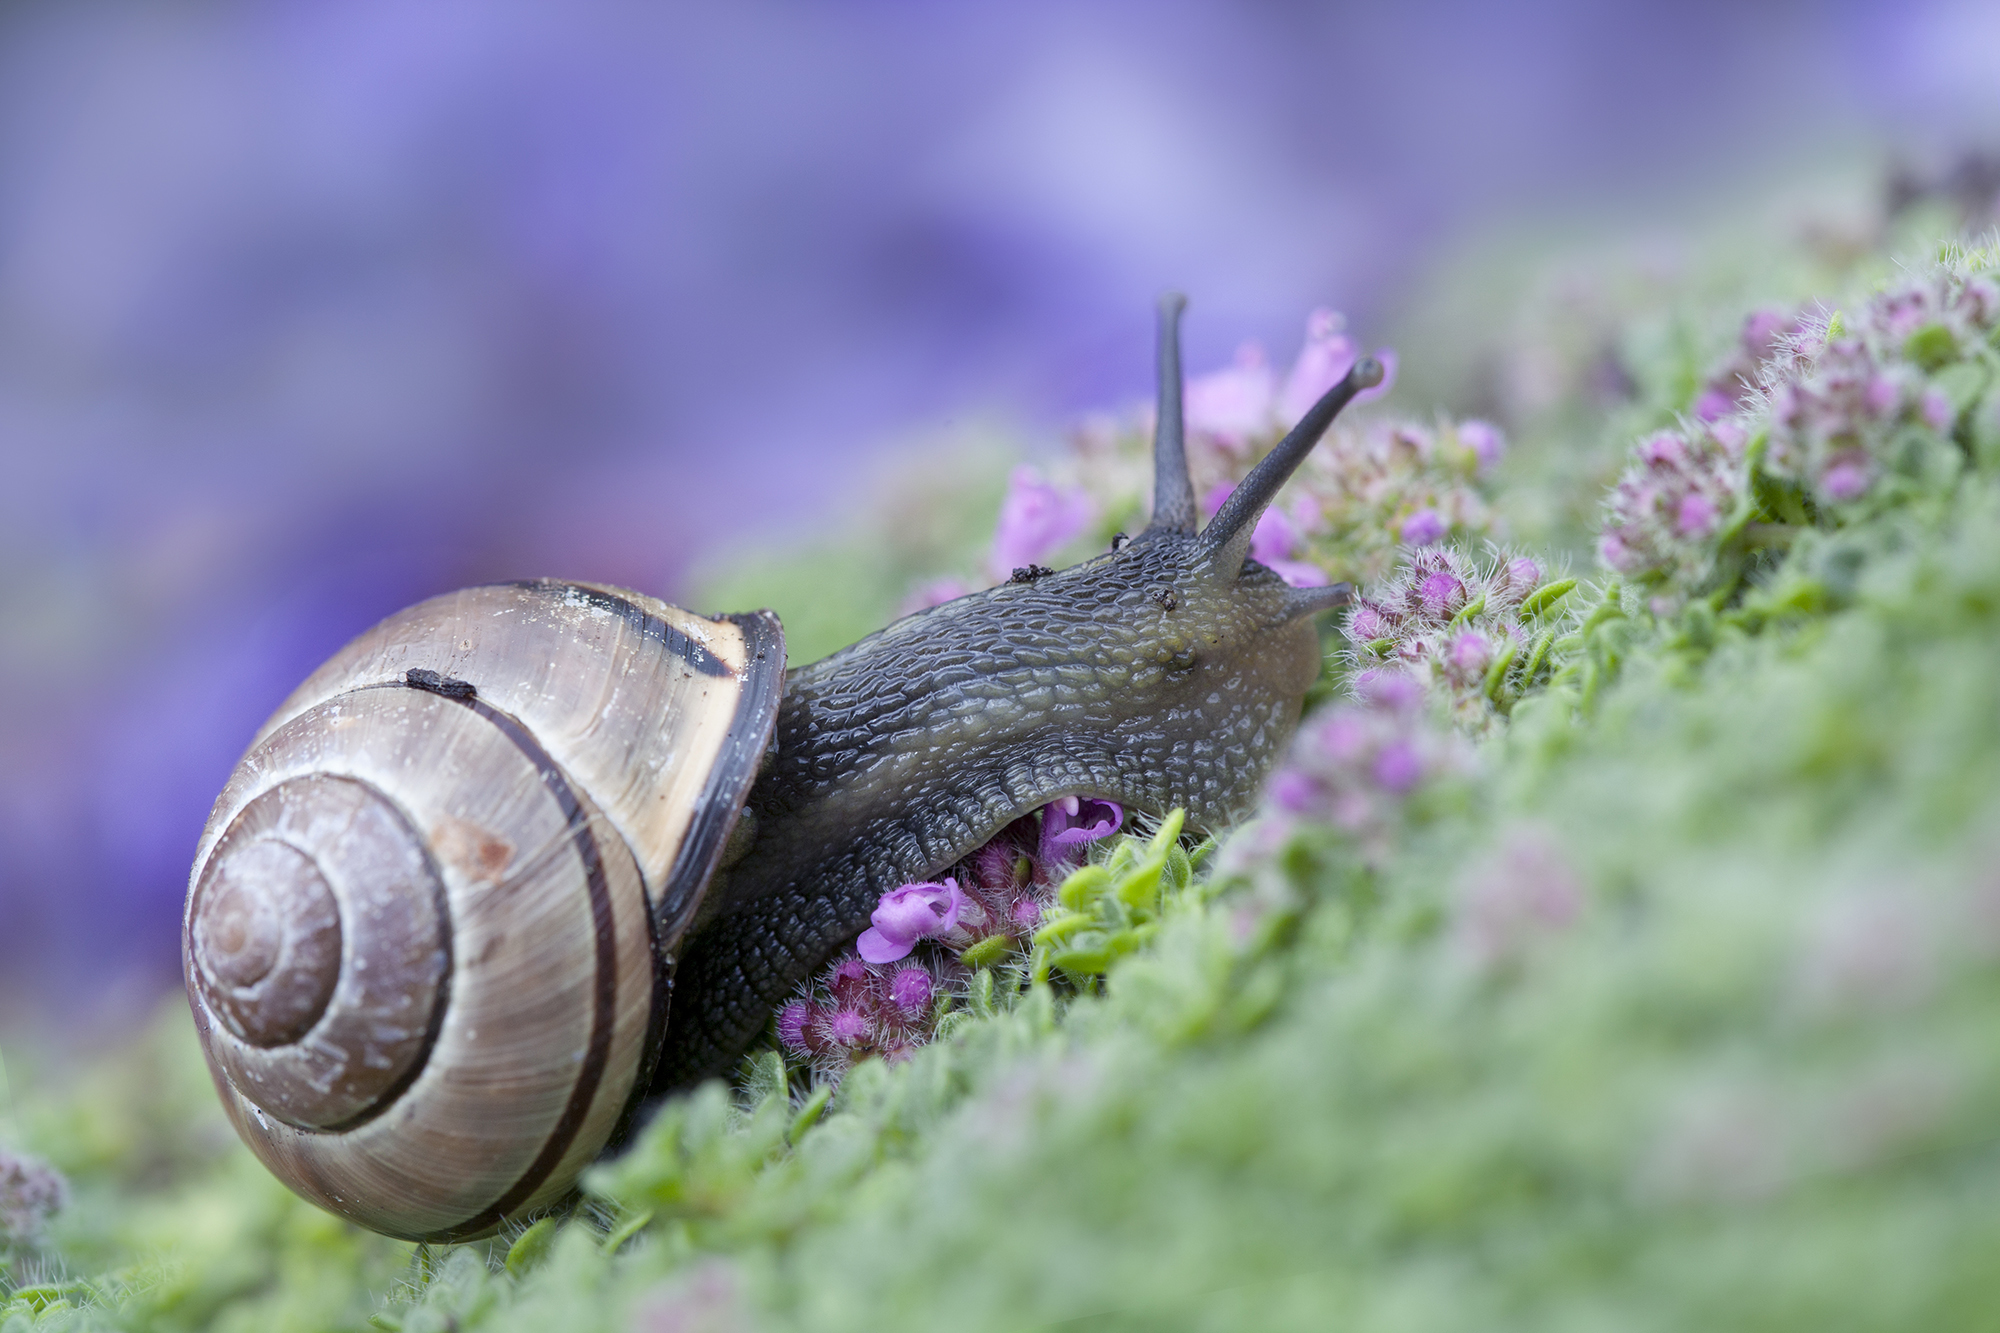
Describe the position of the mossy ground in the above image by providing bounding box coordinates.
[7,186,2000,1333]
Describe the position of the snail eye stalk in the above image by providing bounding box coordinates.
[1201,356,1383,574]
[1146,291,1197,537]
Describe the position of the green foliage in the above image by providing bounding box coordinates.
[10,192,2000,1333]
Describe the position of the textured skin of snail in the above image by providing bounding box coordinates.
[184,296,1377,1241]
[658,525,1331,1088]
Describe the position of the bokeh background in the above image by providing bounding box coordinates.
[3,0,1999,1041]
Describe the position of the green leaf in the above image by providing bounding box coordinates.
[504,1217,559,1278]
[1905,321,1959,371]
[1519,578,1578,616]
[957,933,1015,970]
[1057,865,1113,910]
[788,1087,832,1146]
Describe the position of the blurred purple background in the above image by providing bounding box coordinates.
[3,0,1998,1039]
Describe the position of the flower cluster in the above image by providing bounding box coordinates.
[1598,419,1750,592]
[912,310,1506,608]
[1692,309,1800,423]
[1598,257,2000,599]
[1344,546,1576,730]
[777,798,1124,1081]
[1763,267,1998,505]
[0,1148,66,1248]
[1259,670,1464,859]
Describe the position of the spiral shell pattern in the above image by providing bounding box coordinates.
[185,581,780,1240]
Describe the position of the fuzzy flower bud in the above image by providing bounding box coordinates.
[1401,509,1448,547]
[889,966,933,1015]
[0,1148,67,1245]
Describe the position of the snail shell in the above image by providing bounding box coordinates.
[183,580,780,1241]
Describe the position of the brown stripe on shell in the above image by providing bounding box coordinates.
[411,688,622,1239]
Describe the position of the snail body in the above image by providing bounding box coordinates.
[184,297,1382,1240]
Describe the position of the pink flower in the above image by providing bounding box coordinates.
[1276,308,1357,422]
[1417,571,1466,617]
[1458,419,1505,470]
[1250,504,1301,565]
[1692,388,1733,422]
[776,1001,812,1052]
[1598,531,1636,573]
[1449,631,1491,675]
[1507,556,1542,588]
[1401,509,1447,547]
[1348,603,1390,641]
[989,467,1093,582]
[889,966,933,1015]
[1039,795,1124,863]
[1268,769,1318,813]
[1356,669,1423,713]
[1266,558,1330,588]
[1863,375,1900,416]
[856,879,966,964]
[1188,342,1276,444]
[1820,457,1871,503]
[1921,387,1954,432]
[1372,740,1424,793]
[827,1009,869,1044]
[1675,492,1718,537]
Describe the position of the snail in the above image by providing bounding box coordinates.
[183,296,1382,1242]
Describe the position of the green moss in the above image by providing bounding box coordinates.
[10,193,2000,1333]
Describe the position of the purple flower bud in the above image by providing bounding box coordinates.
[1710,420,1748,456]
[989,467,1093,582]
[776,1001,814,1053]
[1507,556,1542,589]
[1010,896,1045,929]
[1692,389,1732,422]
[1821,457,1871,503]
[1356,669,1423,713]
[857,879,965,964]
[1638,432,1686,469]
[1372,740,1425,794]
[1348,602,1390,641]
[1743,308,1791,355]
[1675,492,1718,537]
[1458,419,1504,470]
[1313,710,1369,762]
[1599,531,1638,574]
[1921,387,1954,432]
[1417,570,1465,617]
[1449,631,1491,675]
[889,967,933,1015]
[827,1009,869,1045]
[1268,769,1318,813]
[1400,508,1447,547]
[1863,375,1900,416]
